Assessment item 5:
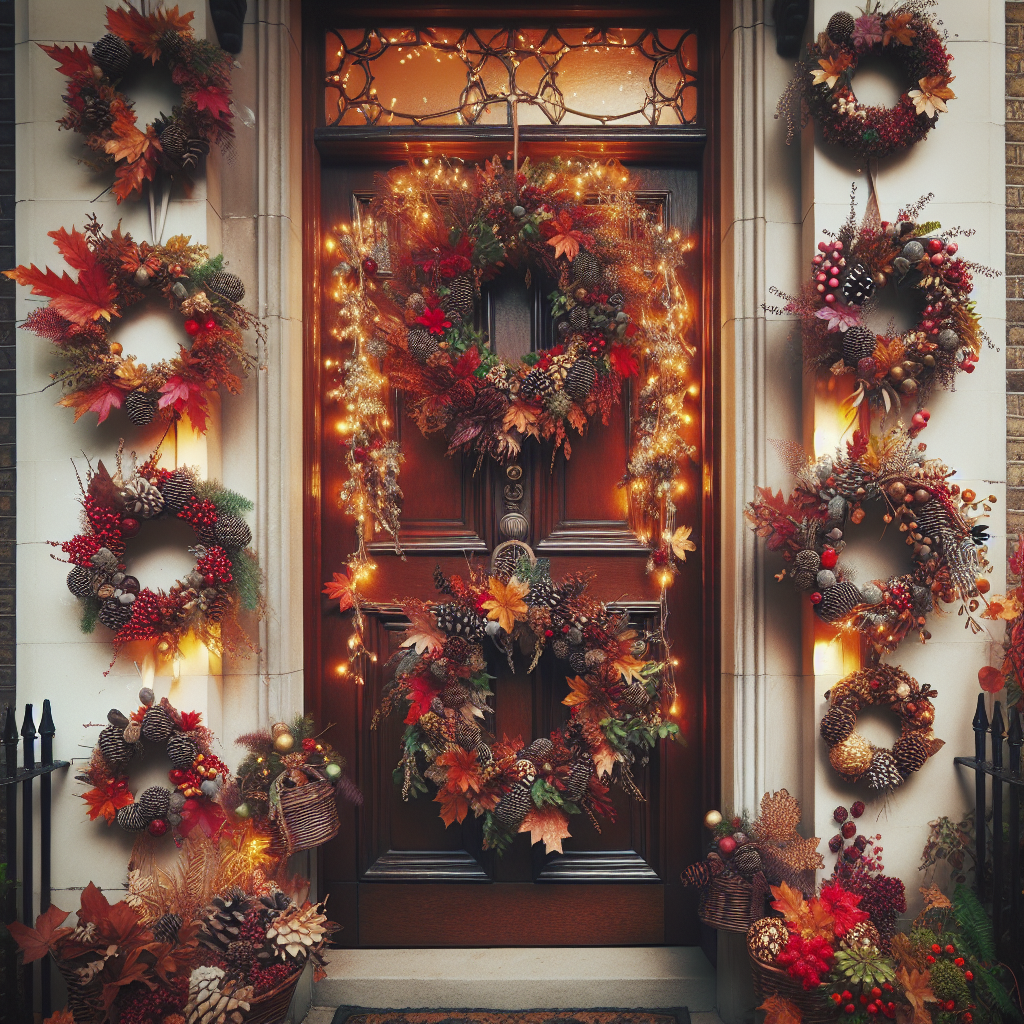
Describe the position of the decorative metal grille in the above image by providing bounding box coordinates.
[324,27,698,128]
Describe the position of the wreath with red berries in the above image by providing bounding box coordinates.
[81,688,229,841]
[42,5,234,202]
[769,198,991,424]
[820,664,944,791]
[57,452,262,663]
[779,2,955,162]
[6,216,259,434]
[745,427,993,656]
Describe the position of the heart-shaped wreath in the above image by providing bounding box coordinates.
[42,5,234,201]
[58,450,262,663]
[80,688,229,841]
[374,548,679,855]
[778,2,955,161]
[7,216,259,433]
[745,427,994,654]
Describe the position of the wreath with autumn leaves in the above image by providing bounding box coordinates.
[365,554,679,855]
[43,5,234,202]
[7,216,259,433]
[780,1,955,161]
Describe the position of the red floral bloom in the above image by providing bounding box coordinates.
[404,675,443,724]
[416,306,453,336]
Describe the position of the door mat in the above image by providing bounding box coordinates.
[331,1010,691,1024]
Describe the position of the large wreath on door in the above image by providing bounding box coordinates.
[373,549,679,854]
[324,156,699,569]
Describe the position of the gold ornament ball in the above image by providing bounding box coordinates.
[274,732,295,753]
[747,917,789,964]
[703,810,723,829]
[271,722,291,739]
[829,733,873,779]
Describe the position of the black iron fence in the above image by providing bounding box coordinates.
[1,701,68,1022]
[953,694,1023,973]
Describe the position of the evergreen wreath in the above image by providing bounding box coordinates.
[374,550,679,854]
[79,687,230,841]
[821,665,943,792]
[326,156,698,570]
[745,427,994,655]
[42,5,234,201]
[7,216,259,434]
[778,1,955,162]
[56,449,262,663]
[769,194,992,422]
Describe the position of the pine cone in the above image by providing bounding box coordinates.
[99,599,133,631]
[185,965,252,1024]
[863,749,904,791]
[817,582,863,623]
[827,11,855,42]
[160,122,188,161]
[433,603,486,641]
[892,733,928,772]
[213,515,252,550]
[564,359,595,402]
[618,681,650,713]
[152,912,183,944]
[842,326,877,368]
[142,704,176,743]
[569,306,590,332]
[265,903,330,961]
[98,725,134,767]
[441,681,469,708]
[181,137,211,171]
[124,389,159,426]
[733,845,763,878]
[124,476,166,518]
[92,33,132,78]
[408,329,439,363]
[116,803,147,832]
[455,719,481,750]
[166,732,199,770]
[572,250,602,287]
[161,471,196,513]
[524,737,554,761]
[138,786,171,822]
[207,271,245,305]
[681,861,712,888]
[67,565,95,598]
[442,636,470,665]
[820,704,856,745]
[198,892,252,953]
[795,549,821,572]
[494,780,533,830]
[564,759,593,802]
[841,262,875,305]
[225,939,255,971]
[443,277,474,320]
[519,369,553,401]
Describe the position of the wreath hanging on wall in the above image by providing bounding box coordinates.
[769,195,992,421]
[374,551,678,854]
[57,449,262,662]
[745,427,994,654]
[778,1,955,161]
[7,216,258,433]
[42,5,234,201]
[80,687,229,841]
[820,664,944,791]
[325,156,699,571]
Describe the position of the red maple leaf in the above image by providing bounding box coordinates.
[6,904,72,964]
[608,344,639,379]
[177,796,226,839]
[192,86,232,121]
[88,383,125,424]
[106,5,194,63]
[404,675,442,724]
[82,778,133,823]
[39,43,93,80]
[158,375,209,434]
[453,346,482,379]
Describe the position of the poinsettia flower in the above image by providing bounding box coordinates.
[909,75,956,118]
[404,675,442,724]
[666,525,697,562]
[481,575,530,634]
[818,881,869,937]
[323,571,355,612]
[815,302,861,333]
[811,53,852,90]
[608,344,639,378]
[415,306,453,336]
[850,13,883,48]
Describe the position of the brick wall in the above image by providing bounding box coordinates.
[1009,2,1024,539]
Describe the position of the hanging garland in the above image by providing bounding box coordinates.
[820,664,944,791]
[373,551,678,854]
[56,449,262,662]
[768,194,992,421]
[6,216,258,433]
[778,1,955,162]
[42,5,234,202]
[80,687,229,841]
[324,156,698,576]
[745,427,994,654]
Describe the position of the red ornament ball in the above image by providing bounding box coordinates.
[184,319,200,336]
[204,318,216,331]
[820,547,838,570]
[120,517,140,538]
[717,836,737,856]
[362,257,379,276]
[147,818,169,836]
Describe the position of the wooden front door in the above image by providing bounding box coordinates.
[307,150,716,947]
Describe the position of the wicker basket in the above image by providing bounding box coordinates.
[244,968,303,1024]
[52,955,104,1023]
[273,767,340,854]
[749,952,840,1023]
[697,871,766,933]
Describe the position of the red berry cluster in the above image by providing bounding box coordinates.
[810,238,847,306]
[196,545,233,586]
[61,533,103,566]
[179,496,218,532]
[116,588,164,641]
[883,580,912,613]
[239,906,269,947]
[116,975,188,1024]
[84,495,127,554]
[831,982,897,1017]
[249,961,296,995]
[776,933,835,990]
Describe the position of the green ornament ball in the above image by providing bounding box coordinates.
[235,802,250,819]
[325,762,342,779]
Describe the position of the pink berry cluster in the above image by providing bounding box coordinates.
[812,239,847,306]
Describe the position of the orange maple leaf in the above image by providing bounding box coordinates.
[6,255,118,325]
[399,602,445,654]
[520,806,572,854]
[883,12,917,47]
[566,403,587,432]
[503,399,541,438]
[436,748,483,794]
[6,904,72,964]
[613,651,647,686]
[106,5,194,63]
[562,675,593,708]
[434,787,471,826]
[40,43,93,79]
[481,576,530,634]
[82,783,133,823]
[104,102,150,164]
[770,881,809,925]
[759,994,802,1024]
[896,966,935,1024]
[545,212,591,262]
[811,52,852,89]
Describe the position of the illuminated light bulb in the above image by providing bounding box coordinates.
[336,664,348,675]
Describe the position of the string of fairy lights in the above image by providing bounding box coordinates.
[322,155,702,686]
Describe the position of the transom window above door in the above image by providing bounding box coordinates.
[323,26,699,127]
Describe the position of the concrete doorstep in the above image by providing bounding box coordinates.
[300,947,722,1023]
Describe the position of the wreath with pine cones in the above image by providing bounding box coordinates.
[778,2,955,162]
[326,156,698,564]
[42,5,234,202]
[57,450,262,663]
[769,197,990,424]
[745,426,994,655]
[7,216,259,434]
[820,664,944,791]
[375,548,679,854]
[80,687,229,840]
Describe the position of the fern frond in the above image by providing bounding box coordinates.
[975,965,1022,1021]
[952,884,996,962]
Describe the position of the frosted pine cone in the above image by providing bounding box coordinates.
[185,965,252,1024]
[265,903,330,960]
